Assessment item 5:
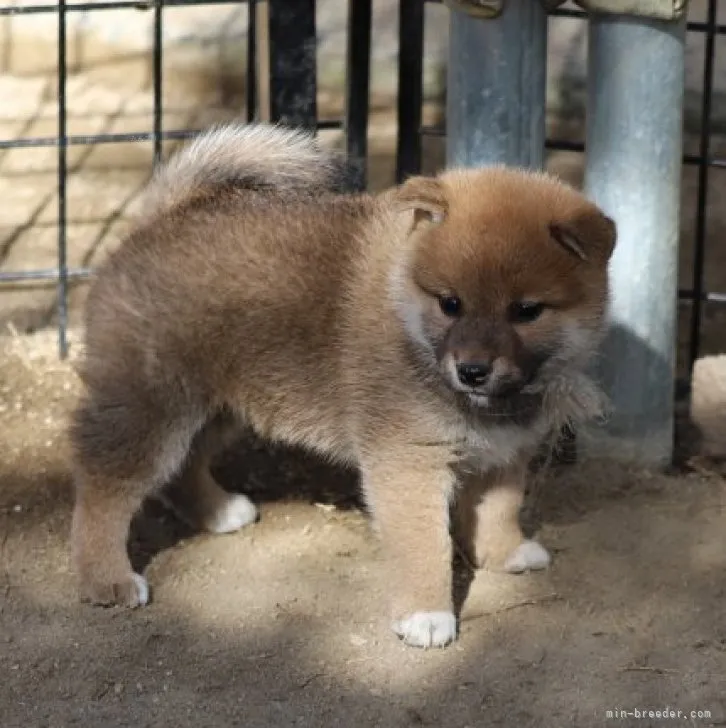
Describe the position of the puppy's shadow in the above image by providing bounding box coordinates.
[128,428,570,614]
[127,430,481,614]
[128,431,363,575]
[214,435,363,509]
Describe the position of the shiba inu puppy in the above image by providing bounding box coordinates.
[70,122,615,648]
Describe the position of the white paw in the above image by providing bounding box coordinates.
[132,573,150,606]
[204,494,258,534]
[503,540,551,574]
[391,611,457,648]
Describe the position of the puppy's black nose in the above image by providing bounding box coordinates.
[456,362,492,388]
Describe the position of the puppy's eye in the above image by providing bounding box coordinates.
[509,301,545,324]
[438,295,462,318]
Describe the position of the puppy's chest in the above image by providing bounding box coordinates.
[458,417,549,470]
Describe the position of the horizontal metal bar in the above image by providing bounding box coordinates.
[545,138,585,152]
[0,129,200,150]
[4,272,726,306]
[0,268,91,283]
[550,6,726,34]
[678,289,726,304]
[543,142,726,169]
[0,0,251,16]
[420,127,726,169]
[0,120,343,151]
[419,125,445,137]
[684,19,726,33]
[549,7,589,19]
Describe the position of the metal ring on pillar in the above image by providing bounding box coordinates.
[442,0,503,20]
[442,0,572,18]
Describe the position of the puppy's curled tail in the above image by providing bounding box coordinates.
[139,122,351,221]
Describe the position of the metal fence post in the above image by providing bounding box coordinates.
[261,0,317,128]
[583,13,686,467]
[396,0,426,181]
[446,1,548,169]
[344,0,372,191]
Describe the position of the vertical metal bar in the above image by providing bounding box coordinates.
[57,0,68,358]
[584,14,686,466]
[266,0,317,128]
[395,0,424,182]
[446,1,547,170]
[344,0,372,191]
[246,0,257,123]
[152,0,163,165]
[255,0,271,122]
[688,0,717,370]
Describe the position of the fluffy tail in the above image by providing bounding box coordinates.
[139,122,351,221]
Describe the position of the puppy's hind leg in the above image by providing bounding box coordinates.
[166,416,258,534]
[70,389,204,608]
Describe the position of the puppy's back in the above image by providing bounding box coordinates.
[78,125,374,447]
[84,121,365,342]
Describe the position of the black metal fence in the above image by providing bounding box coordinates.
[0,0,722,377]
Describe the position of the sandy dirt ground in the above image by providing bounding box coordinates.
[1,332,725,728]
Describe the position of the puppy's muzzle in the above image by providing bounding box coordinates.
[456,358,525,397]
[456,362,491,388]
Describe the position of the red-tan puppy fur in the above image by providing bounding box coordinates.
[69,122,615,648]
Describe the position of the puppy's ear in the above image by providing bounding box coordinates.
[393,176,448,228]
[550,208,616,263]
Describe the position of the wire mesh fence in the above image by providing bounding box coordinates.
[0,0,371,356]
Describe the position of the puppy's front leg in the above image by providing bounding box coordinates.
[457,460,550,574]
[361,449,457,648]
